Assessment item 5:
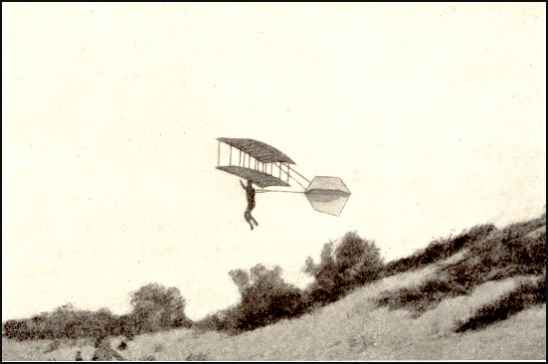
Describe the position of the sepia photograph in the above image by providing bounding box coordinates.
[2,2,546,361]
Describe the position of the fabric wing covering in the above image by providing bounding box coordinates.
[217,138,295,164]
[305,176,351,216]
[216,166,291,188]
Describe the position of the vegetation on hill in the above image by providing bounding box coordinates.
[3,283,192,341]
[381,224,496,278]
[375,214,546,318]
[3,211,546,344]
[194,264,307,334]
[455,276,545,333]
[194,231,384,334]
[303,231,384,306]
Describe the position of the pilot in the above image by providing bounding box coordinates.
[240,179,259,230]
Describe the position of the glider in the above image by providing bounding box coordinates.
[216,137,351,216]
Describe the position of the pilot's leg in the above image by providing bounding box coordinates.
[244,210,254,230]
[247,205,258,226]
[250,214,258,226]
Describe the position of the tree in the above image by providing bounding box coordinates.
[129,283,189,333]
[226,264,305,332]
[304,231,384,303]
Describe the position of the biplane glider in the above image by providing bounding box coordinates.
[216,137,351,216]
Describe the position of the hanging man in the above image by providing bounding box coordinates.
[240,179,259,230]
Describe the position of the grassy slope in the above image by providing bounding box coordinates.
[2,216,546,360]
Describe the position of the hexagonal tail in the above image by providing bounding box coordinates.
[305,176,351,216]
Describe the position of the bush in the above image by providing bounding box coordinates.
[375,214,546,315]
[382,224,496,277]
[375,276,467,314]
[129,283,192,333]
[192,312,226,332]
[498,214,546,238]
[3,283,193,341]
[196,264,307,334]
[455,277,545,333]
[474,216,545,271]
[304,231,384,305]
[231,264,307,332]
[2,305,119,341]
[3,320,28,340]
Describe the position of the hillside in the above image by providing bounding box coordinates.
[2,213,546,361]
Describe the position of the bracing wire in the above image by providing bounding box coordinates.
[288,165,311,184]
[276,163,309,190]
[257,189,305,194]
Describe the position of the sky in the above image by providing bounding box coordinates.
[2,3,546,321]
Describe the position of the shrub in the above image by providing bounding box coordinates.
[304,231,384,304]
[2,283,193,341]
[460,226,546,283]
[229,264,307,332]
[130,283,191,333]
[192,312,226,332]
[382,224,496,277]
[2,305,119,341]
[3,320,27,341]
[198,264,307,334]
[498,214,546,238]
[376,215,545,316]
[454,277,545,333]
[375,275,468,314]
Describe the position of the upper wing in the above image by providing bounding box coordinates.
[217,138,295,164]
